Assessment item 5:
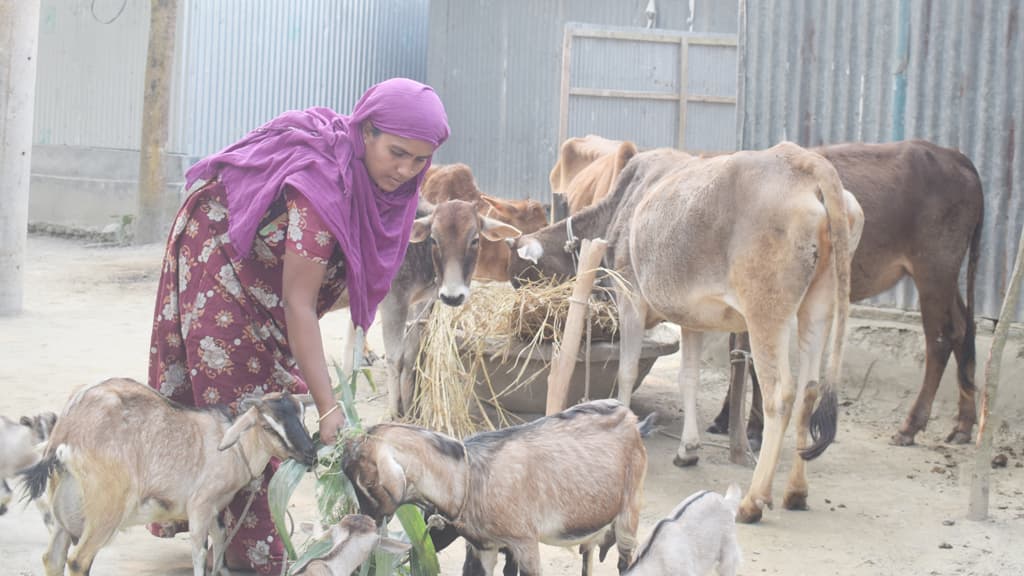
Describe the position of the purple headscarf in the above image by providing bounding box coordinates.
[185,78,450,329]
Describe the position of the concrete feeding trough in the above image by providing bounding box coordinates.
[466,323,679,415]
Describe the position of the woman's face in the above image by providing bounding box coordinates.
[362,123,436,192]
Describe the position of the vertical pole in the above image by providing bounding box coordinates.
[891,0,910,142]
[135,0,178,245]
[0,0,42,316]
[968,224,1024,519]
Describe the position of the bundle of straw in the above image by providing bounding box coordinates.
[406,273,626,436]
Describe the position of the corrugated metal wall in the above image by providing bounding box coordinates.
[427,0,738,203]
[738,0,1023,320]
[32,0,428,157]
[171,0,429,157]
[33,0,151,148]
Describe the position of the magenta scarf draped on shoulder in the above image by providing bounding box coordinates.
[184,78,450,329]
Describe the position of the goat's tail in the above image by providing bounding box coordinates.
[20,453,60,502]
[636,412,658,438]
[723,483,742,517]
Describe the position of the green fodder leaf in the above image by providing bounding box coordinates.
[396,505,440,576]
[286,535,334,576]
[268,458,308,560]
[331,361,363,430]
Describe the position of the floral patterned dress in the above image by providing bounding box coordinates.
[148,180,347,573]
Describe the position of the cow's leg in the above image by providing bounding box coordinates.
[340,311,358,379]
[784,278,833,511]
[946,291,977,443]
[400,300,433,413]
[615,292,647,408]
[674,328,704,467]
[379,292,410,417]
[709,333,765,451]
[737,320,794,524]
[892,273,959,446]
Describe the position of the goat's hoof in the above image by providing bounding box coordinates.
[890,431,916,446]
[673,453,699,467]
[945,429,971,444]
[0,503,7,515]
[783,492,809,511]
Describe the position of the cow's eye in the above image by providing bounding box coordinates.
[470,237,480,247]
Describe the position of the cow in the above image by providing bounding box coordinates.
[337,199,522,418]
[552,137,985,448]
[705,141,984,447]
[422,163,548,281]
[508,142,864,523]
[549,135,638,215]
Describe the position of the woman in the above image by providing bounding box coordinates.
[147,78,449,573]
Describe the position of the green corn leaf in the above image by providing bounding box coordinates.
[286,534,334,576]
[268,458,308,560]
[395,505,440,576]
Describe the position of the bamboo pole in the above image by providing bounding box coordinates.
[545,238,608,415]
[968,225,1024,520]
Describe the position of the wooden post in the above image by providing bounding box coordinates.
[968,224,1024,520]
[135,0,178,244]
[545,238,608,415]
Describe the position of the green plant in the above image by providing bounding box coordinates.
[269,363,440,576]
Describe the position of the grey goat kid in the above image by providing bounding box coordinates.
[20,377,316,576]
[290,514,412,576]
[1,411,57,520]
[342,399,650,576]
[623,484,743,576]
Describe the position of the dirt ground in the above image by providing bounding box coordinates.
[2,234,1023,575]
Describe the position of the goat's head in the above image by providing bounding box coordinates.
[19,411,58,445]
[341,430,408,525]
[410,199,520,306]
[219,392,317,467]
[293,514,411,575]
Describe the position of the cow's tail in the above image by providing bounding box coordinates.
[801,158,852,461]
[959,170,983,394]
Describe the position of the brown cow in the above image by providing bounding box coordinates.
[550,135,638,215]
[553,137,985,448]
[422,163,548,282]
[508,143,864,523]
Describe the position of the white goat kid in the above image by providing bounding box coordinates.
[20,377,317,576]
[291,514,411,575]
[623,484,743,576]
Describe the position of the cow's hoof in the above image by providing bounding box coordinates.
[673,454,700,467]
[748,432,763,453]
[945,429,971,444]
[783,492,809,511]
[890,431,916,446]
[736,499,763,524]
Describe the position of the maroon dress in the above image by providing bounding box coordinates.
[148,180,346,573]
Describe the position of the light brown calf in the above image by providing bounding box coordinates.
[549,135,638,215]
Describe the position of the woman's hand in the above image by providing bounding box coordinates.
[318,407,346,445]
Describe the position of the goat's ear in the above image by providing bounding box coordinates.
[479,216,521,241]
[377,536,412,555]
[238,396,263,414]
[409,215,433,243]
[219,409,259,451]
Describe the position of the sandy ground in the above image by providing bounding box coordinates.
[2,234,1023,575]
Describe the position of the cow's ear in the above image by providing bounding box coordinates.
[409,215,433,243]
[516,238,544,263]
[479,216,521,241]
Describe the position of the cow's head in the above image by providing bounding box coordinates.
[410,200,521,306]
[505,222,578,289]
[480,195,548,235]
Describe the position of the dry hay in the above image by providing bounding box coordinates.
[406,273,626,437]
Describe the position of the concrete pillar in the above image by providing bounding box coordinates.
[0,0,41,316]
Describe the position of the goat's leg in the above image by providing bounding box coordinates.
[42,525,72,576]
[188,514,213,576]
[66,518,120,576]
[674,328,704,467]
[580,546,593,576]
[463,543,499,576]
[207,513,229,576]
[0,479,10,514]
[717,537,742,576]
[508,543,540,576]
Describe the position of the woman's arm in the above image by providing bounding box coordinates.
[282,251,345,444]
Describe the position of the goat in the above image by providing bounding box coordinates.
[623,484,742,576]
[290,514,411,575]
[342,399,649,576]
[1,411,57,519]
[20,377,317,576]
